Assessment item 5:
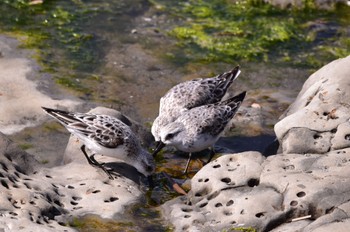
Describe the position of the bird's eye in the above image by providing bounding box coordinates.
[165,133,175,140]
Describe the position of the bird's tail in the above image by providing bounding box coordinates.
[42,107,77,126]
[217,65,241,92]
[219,91,246,109]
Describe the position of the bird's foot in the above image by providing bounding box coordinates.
[80,145,114,179]
[88,157,114,179]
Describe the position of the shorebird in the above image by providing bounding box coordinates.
[157,91,246,174]
[151,66,241,155]
[42,107,155,179]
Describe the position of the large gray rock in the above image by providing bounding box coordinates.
[162,149,350,232]
[275,55,350,154]
[161,56,350,232]
[0,108,152,232]
[162,152,286,232]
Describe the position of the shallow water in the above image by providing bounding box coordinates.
[1,0,349,230]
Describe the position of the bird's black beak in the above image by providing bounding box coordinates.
[152,141,165,157]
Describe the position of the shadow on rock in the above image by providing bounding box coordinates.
[217,134,278,156]
[104,161,149,185]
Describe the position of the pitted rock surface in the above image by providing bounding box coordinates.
[275,55,350,155]
[162,152,286,232]
[0,134,144,232]
[161,56,350,232]
[0,107,151,232]
[189,151,264,199]
[163,149,350,231]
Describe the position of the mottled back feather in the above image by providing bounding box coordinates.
[42,108,133,149]
[159,66,240,115]
[177,91,246,137]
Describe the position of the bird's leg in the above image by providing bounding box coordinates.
[81,145,99,165]
[183,153,192,174]
[80,145,114,180]
[89,154,105,166]
[206,147,216,164]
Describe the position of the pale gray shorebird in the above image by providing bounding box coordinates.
[157,91,246,174]
[151,66,241,156]
[152,66,240,150]
[42,107,155,179]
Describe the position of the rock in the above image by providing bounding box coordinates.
[301,201,350,231]
[0,35,80,135]
[163,185,284,232]
[161,56,350,232]
[0,132,40,174]
[281,128,333,154]
[275,55,350,154]
[261,149,350,217]
[161,152,287,232]
[189,152,265,200]
[162,149,350,232]
[0,155,144,231]
[0,108,152,231]
[270,220,311,232]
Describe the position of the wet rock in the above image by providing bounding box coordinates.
[275,55,350,154]
[161,56,350,232]
[162,149,350,231]
[0,35,80,135]
[162,152,286,232]
[281,128,333,154]
[0,108,151,231]
[0,132,40,174]
[189,152,264,199]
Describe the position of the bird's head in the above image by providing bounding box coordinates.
[159,122,185,147]
[135,149,156,177]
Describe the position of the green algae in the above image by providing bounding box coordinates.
[0,0,106,94]
[1,0,347,100]
[223,227,257,232]
[18,143,33,150]
[69,205,173,232]
[40,159,49,164]
[150,0,350,68]
[69,215,136,232]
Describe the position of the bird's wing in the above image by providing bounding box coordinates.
[181,92,245,137]
[159,67,240,113]
[71,114,128,149]
[199,105,234,136]
[42,107,127,149]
